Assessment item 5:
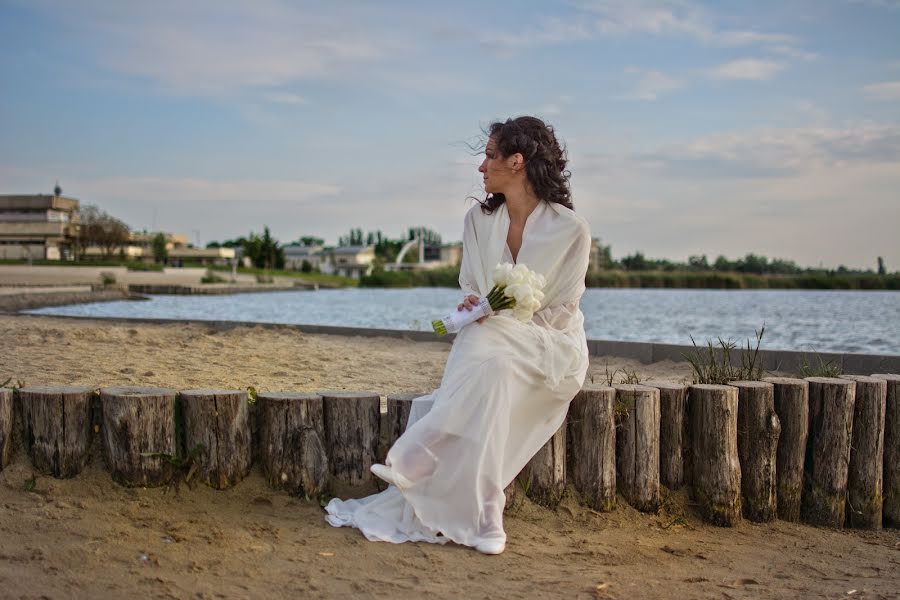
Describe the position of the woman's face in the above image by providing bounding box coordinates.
[479,137,520,195]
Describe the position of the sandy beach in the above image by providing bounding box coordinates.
[1,314,898,599]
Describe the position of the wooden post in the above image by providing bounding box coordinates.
[0,388,11,471]
[385,392,420,453]
[100,387,177,487]
[257,392,328,498]
[803,377,856,528]
[19,385,93,478]
[615,384,660,513]
[321,390,380,489]
[731,381,780,523]
[689,384,741,526]
[844,376,887,530]
[180,389,252,490]
[646,381,687,491]
[762,377,809,522]
[518,419,567,507]
[566,385,616,511]
[872,374,900,528]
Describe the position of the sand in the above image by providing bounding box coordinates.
[1,314,898,599]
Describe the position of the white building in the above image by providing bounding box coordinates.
[283,244,326,271]
[322,245,376,279]
[0,194,80,260]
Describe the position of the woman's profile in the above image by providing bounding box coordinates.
[325,116,592,555]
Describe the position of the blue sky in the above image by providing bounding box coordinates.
[1,0,899,269]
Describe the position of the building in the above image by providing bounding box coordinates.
[385,241,463,272]
[166,246,235,266]
[283,244,326,271]
[0,194,80,260]
[322,245,376,279]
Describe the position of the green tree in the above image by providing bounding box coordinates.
[688,255,709,271]
[713,255,733,271]
[78,204,131,259]
[151,233,168,264]
[621,251,648,271]
[878,256,886,276]
[295,236,324,247]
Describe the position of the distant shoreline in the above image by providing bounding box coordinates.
[358,266,900,291]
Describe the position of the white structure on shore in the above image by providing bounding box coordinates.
[283,244,376,279]
[0,194,80,260]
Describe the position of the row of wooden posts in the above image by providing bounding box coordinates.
[0,374,897,530]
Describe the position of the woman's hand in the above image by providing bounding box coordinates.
[457,294,487,323]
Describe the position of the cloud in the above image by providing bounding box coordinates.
[569,125,900,269]
[769,45,818,61]
[706,58,786,80]
[623,67,684,100]
[17,0,392,97]
[479,18,595,53]
[571,0,795,47]
[863,81,900,101]
[262,92,308,106]
[630,123,900,178]
[847,0,900,9]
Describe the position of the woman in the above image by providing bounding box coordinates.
[325,116,592,555]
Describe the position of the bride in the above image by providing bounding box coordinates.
[325,116,592,555]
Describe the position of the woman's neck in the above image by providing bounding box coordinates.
[504,186,541,225]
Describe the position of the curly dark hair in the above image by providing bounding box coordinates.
[478,116,573,214]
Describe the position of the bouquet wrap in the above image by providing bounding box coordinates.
[432,263,545,337]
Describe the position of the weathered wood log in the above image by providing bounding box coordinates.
[872,374,900,528]
[0,388,11,471]
[566,385,616,511]
[689,384,741,526]
[803,377,856,528]
[385,392,420,451]
[100,387,177,487]
[180,389,252,490]
[762,377,809,522]
[615,384,660,513]
[257,392,328,498]
[844,376,887,530]
[518,419,567,507]
[731,380,780,523]
[683,389,693,489]
[19,385,93,478]
[646,381,687,491]
[321,390,380,489]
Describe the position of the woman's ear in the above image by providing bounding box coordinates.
[509,153,525,172]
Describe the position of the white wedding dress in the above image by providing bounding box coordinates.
[325,200,592,549]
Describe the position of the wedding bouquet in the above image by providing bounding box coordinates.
[431,263,546,336]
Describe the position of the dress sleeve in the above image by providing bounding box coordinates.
[532,301,580,331]
[458,208,480,296]
[531,220,591,331]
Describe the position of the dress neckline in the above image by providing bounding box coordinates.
[502,200,543,266]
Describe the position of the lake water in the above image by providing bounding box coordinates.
[27,288,900,355]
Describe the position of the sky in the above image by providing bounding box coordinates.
[1,0,899,270]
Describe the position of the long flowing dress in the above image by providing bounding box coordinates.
[324,199,592,548]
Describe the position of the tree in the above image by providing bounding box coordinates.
[337,228,364,246]
[878,256,886,276]
[259,226,284,270]
[407,226,442,246]
[738,253,768,274]
[78,204,131,259]
[151,233,168,264]
[713,255,733,271]
[594,238,613,270]
[688,255,709,271]
[620,251,648,271]
[295,236,324,247]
